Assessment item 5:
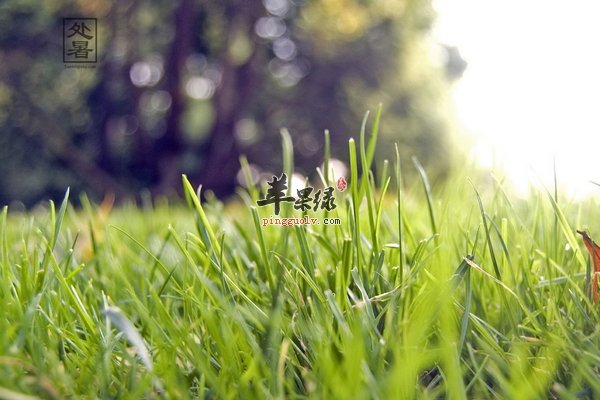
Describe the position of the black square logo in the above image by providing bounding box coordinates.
[63,18,97,63]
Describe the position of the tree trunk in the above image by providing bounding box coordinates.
[154,0,194,195]
[198,0,263,198]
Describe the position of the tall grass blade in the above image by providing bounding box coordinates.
[102,306,156,379]
[412,157,437,239]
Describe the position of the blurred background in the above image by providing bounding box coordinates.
[0,0,467,207]
[436,0,600,199]
[3,0,600,207]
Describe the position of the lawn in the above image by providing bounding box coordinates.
[1,113,600,399]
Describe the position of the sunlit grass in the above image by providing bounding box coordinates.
[2,110,600,398]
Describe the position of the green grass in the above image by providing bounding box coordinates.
[2,112,600,399]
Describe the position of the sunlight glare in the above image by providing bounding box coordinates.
[434,0,600,198]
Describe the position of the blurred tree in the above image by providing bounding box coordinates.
[0,0,464,206]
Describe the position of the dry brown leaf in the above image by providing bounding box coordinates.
[577,230,600,303]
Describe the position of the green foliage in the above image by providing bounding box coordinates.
[0,0,460,205]
[0,114,599,398]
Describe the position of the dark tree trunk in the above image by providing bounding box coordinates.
[92,9,118,176]
[154,0,194,195]
[91,1,143,187]
[198,0,264,198]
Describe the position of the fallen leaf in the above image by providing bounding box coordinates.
[577,230,600,303]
